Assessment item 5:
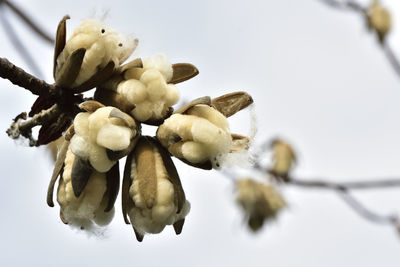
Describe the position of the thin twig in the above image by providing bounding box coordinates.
[0,6,43,77]
[337,189,398,225]
[1,0,54,44]
[250,159,400,232]
[382,41,400,77]
[319,0,365,12]
[288,177,400,190]
[6,104,61,146]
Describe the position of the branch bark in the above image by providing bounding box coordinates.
[0,57,60,97]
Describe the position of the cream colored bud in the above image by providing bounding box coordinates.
[236,178,285,232]
[270,139,296,178]
[368,0,391,43]
[114,54,180,124]
[56,148,117,229]
[70,103,140,173]
[122,136,190,242]
[157,104,232,169]
[54,17,138,89]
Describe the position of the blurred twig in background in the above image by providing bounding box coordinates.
[0,0,54,77]
[319,0,400,78]
[0,0,54,44]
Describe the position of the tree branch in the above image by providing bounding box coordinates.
[0,57,60,98]
[6,104,61,146]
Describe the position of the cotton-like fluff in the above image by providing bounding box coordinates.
[157,104,232,169]
[115,54,179,123]
[368,0,391,43]
[55,18,138,87]
[269,139,296,180]
[57,148,114,229]
[70,104,139,173]
[123,136,190,242]
[236,178,286,232]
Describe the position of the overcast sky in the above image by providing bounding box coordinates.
[1,0,400,266]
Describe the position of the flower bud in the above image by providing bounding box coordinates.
[56,148,119,229]
[236,178,285,232]
[122,136,190,242]
[157,102,232,169]
[54,17,138,91]
[269,139,296,180]
[368,0,391,43]
[69,102,140,173]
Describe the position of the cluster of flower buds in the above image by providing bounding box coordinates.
[236,178,286,232]
[367,0,391,43]
[44,15,254,241]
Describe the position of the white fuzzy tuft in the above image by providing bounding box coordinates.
[219,104,257,169]
[142,53,173,82]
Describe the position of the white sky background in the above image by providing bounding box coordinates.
[1,0,400,266]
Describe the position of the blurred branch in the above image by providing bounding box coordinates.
[318,0,400,78]
[248,161,400,233]
[288,176,400,190]
[382,42,400,78]
[0,0,54,44]
[0,6,43,77]
[319,0,365,12]
[289,175,400,233]
[337,190,399,226]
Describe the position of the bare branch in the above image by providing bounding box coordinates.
[1,0,54,44]
[0,57,60,98]
[6,104,61,146]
